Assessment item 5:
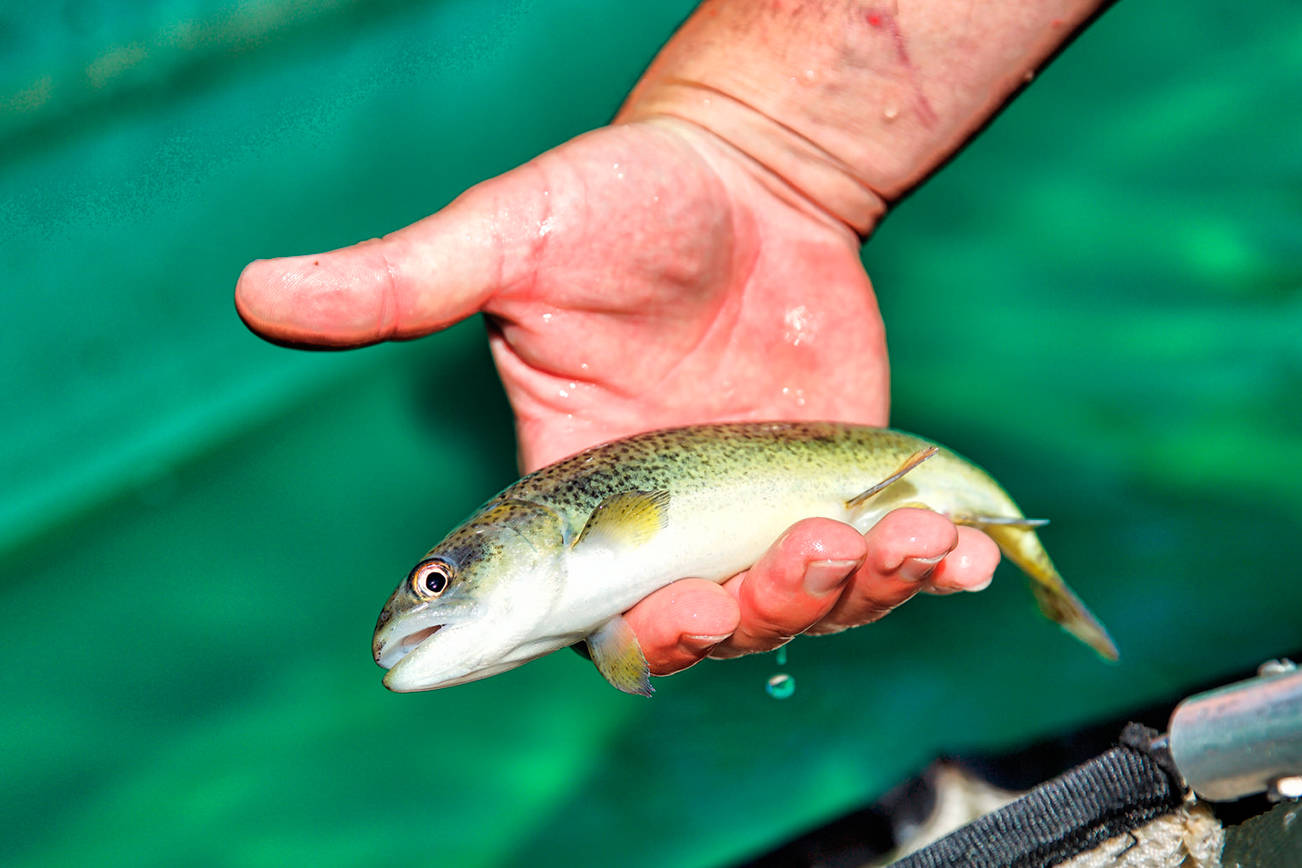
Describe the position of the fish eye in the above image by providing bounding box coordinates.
[410,559,452,598]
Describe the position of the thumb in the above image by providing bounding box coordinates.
[235,169,542,349]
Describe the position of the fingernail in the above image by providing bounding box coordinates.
[899,554,944,583]
[804,559,859,595]
[680,633,731,654]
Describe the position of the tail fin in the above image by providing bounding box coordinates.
[1029,576,1119,661]
[979,522,1119,661]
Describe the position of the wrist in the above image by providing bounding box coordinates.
[617,0,1109,235]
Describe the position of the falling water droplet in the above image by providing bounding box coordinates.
[766,645,794,698]
[766,673,795,699]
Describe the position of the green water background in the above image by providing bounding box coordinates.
[3,1,1300,865]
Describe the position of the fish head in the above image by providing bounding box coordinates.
[372,499,569,692]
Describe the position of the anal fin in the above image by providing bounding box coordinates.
[585,615,653,697]
[951,513,1050,529]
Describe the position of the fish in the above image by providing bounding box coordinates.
[372,421,1117,696]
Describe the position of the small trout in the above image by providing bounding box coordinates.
[372,422,1117,695]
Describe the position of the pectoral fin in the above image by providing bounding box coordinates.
[585,615,653,697]
[573,490,670,551]
[846,447,939,509]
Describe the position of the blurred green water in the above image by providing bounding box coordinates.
[2,1,1300,866]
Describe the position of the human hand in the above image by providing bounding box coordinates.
[235,116,889,466]
[236,0,1104,679]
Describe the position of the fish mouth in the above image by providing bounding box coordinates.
[373,623,442,669]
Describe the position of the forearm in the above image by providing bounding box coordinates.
[617,0,1111,234]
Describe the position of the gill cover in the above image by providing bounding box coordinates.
[374,498,569,691]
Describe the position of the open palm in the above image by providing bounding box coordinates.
[241,119,889,466]
[237,117,998,677]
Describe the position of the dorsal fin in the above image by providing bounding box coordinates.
[846,447,938,509]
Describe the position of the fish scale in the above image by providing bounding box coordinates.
[517,424,913,515]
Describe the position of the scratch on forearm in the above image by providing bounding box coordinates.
[863,5,938,126]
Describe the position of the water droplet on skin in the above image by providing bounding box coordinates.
[766,673,795,699]
[783,305,815,347]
